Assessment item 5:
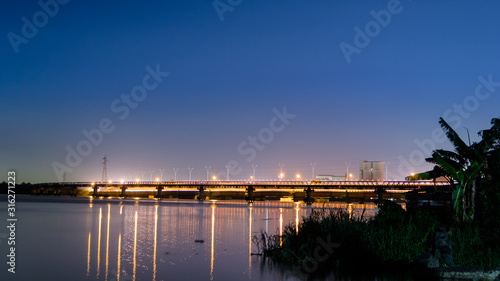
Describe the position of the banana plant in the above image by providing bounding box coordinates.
[425,118,488,221]
[428,151,483,220]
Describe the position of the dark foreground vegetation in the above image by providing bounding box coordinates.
[254,203,438,275]
[254,117,500,278]
[254,202,500,277]
[0,181,33,194]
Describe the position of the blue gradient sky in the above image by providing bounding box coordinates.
[1,0,499,183]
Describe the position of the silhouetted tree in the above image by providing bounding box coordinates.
[426,117,499,222]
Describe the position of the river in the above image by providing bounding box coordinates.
[0,195,415,281]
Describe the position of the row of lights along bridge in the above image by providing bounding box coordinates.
[97,158,395,184]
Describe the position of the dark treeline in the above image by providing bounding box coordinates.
[0,181,33,194]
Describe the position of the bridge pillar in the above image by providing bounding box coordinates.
[70,187,78,197]
[93,185,99,197]
[304,186,314,205]
[375,186,386,205]
[156,185,163,199]
[245,185,255,203]
[120,185,127,197]
[197,185,206,201]
[345,190,351,203]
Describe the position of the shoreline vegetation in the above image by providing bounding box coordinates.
[253,116,500,280]
[253,202,500,279]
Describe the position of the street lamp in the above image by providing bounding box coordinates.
[310,163,316,180]
[296,174,301,180]
[226,164,231,181]
[212,175,217,181]
[205,166,211,181]
[188,167,194,181]
[173,168,178,181]
[345,162,351,181]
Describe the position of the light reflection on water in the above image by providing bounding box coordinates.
[4,196,390,281]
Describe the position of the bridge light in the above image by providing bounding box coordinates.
[212,176,217,180]
[155,177,160,182]
[120,179,124,184]
[296,174,301,180]
[91,182,95,186]
[135,178,140,182]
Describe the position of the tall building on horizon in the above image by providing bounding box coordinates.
[359,160,384,181]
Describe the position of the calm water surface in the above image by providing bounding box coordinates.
[1,195,408,281]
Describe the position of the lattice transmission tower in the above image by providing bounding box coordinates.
[101,156,108,183]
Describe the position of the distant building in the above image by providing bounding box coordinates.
[315,175,346,181]
[359,161,384,181]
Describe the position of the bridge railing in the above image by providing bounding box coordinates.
[35,180,451,188]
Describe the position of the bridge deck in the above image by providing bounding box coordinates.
[35,180,451,189]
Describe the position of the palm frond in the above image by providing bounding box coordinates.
[439,118,471,157]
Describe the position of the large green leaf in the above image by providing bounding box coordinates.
[439,118,472,159]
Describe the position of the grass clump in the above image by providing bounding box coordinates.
[366,202,438,263]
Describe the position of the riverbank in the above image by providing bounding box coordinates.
[254,201,500,279]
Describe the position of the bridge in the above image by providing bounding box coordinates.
[32,180,451,204]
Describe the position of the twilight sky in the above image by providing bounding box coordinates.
[1,0,499,183]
